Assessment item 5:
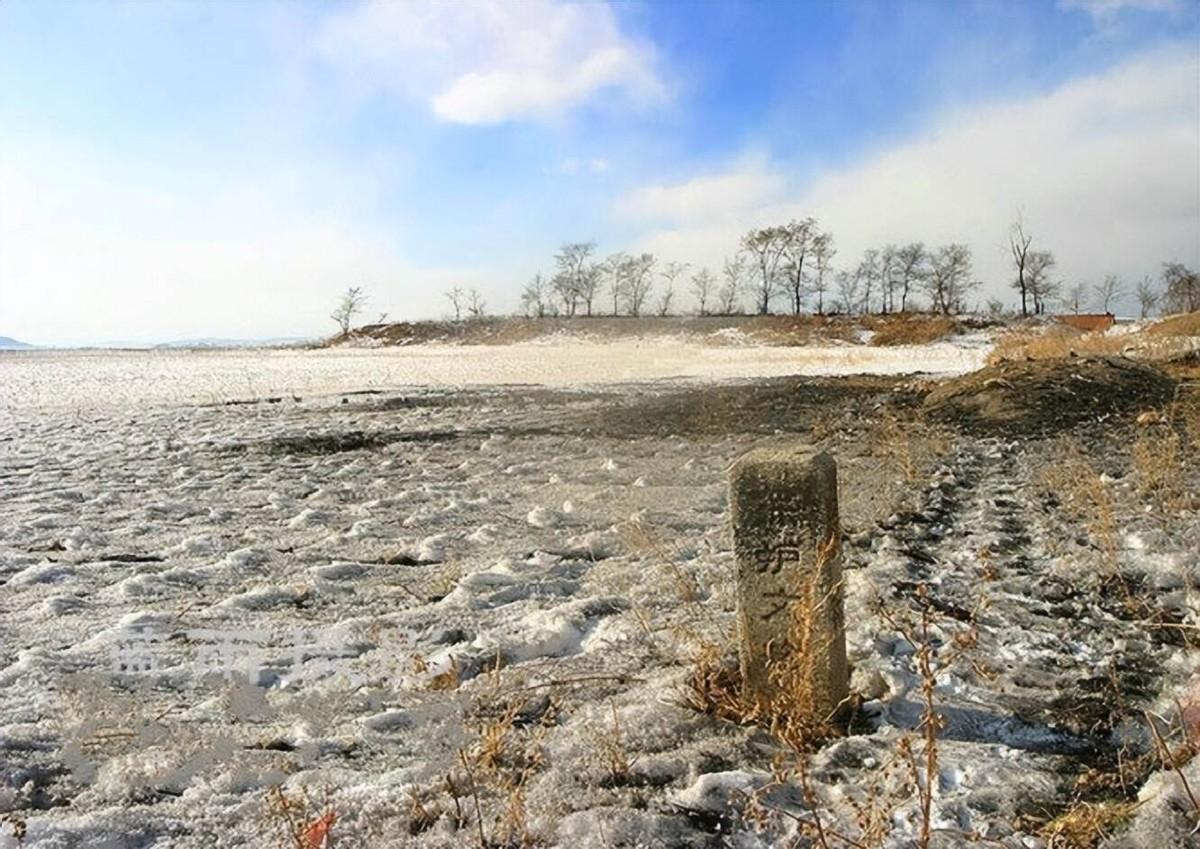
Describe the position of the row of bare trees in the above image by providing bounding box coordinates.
[511,223,984,319]
[504,223,1196,321]
[740,223,981,317]
[517,244,686,319]
[443,286,487,321]
[331,216,1197,331]
[1008,217,1198,318]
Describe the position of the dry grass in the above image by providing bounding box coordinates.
[1036,440,1121,568]
[1174,386,1200,450]
[591,702,637,785]
[1132,391,1199,515]
[760,534,847,749]
[744,314,860,346]
[1132,426,1189,515]
[1164,356,1200,381]
[390,671,560,847]
[1035,673,1200,847]
[0,814,26,845]
[734,582,988,849]
[265,786,336,849]
[679,535,847,748]
[459,690,554,847]
[988,326,1130,364]
[1145,699,1200,822]
[868,314,962,346]
[877,414,919,481]
[874,585,984,849]
[404,786,442,836]
[989,319,1198,366]
[679,642,747,723]
[619,519,704,608]
[1144,311,1200,337]
[1040,801,1139,849]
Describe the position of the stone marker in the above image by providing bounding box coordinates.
[730,447,848,722]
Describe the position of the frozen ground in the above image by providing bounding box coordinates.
[0,347,1196,848]
[0,340,987,411]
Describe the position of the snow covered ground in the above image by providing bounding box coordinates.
[0,346,1196,848]
[0,340,987,412]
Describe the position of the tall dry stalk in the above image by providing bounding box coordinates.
[764,533,847,748]
[876,584,983,849]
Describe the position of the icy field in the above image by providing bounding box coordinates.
[0,341,987,411]
[0,349,1197,848]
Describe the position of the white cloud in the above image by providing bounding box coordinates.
[619,47,1200,312]
[557,157,611,175]
[0,145,499,345]
[318,0,666,124]
[618,161,784,225]
[1060,0,1182,26]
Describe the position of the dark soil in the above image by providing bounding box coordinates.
[564,375,919,438]
[229,429,463,455]
[923,356,1177,435]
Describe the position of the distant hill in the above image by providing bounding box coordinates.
[0,336,33,350]
[150,337,314,349]
[55,337,315,350]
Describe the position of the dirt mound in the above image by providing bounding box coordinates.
[923,356,1176,435]
[329,314,982,348]
[866,314,963,346]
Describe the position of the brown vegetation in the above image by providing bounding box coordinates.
[990,314,1198,365]
[925,356,1177,435]
[331,312,979,348]
[1145,310,1200,338]
[866,314,962,346]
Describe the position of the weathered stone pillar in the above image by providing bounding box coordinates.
[730,447,848,723]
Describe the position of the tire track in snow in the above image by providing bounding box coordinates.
[857,437,1178,819]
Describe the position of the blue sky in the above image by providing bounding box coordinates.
[1,0,1198,344]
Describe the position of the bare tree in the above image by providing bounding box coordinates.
[893,242,928,312]
[603,252,628,316]
[1025,251,1058,315]
[690,268,716,315]
[554,242,597,316]
[551,272,577,316]
[444,286,465,321]
[656,286,675,316]
[1061,281,1088,314]
[579,263,603,317]
[520,273,549,318]
[924,244,977,315]
[834,269,859,315]
[1134,276,1159,318]
[1009,216,1035,317]
[657,261,688,317]
[1092,274,1125,314]
[740,225,788,314]
[879,244,898,313]
[331,286,367,335]
[622,253,656,317]
[1162,262,1200,313]
[467,287,487,319]
[718,254,746,314]
[779,217,816,315]
[855,248,882,314]
[807,232,836,315]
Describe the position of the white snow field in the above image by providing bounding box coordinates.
[0,344,1196,848]
[0,340,987,411]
